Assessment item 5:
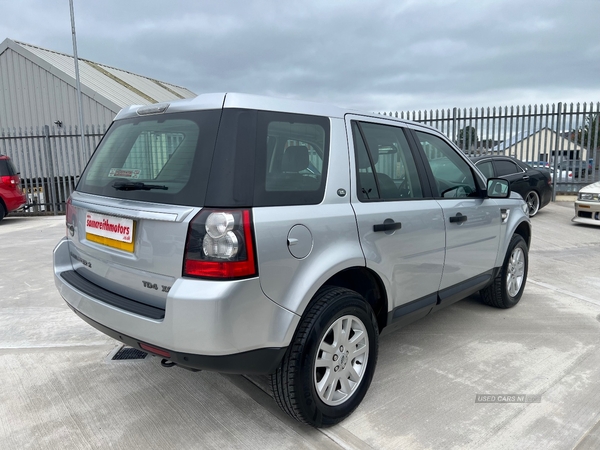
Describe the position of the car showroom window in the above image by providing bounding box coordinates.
[415,131,477,198]
[352,121,423,201]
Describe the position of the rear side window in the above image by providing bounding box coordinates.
[78,111,221,207]
[494,160,522,176]
[206,109,330,208]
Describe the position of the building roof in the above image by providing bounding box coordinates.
[0,38,196,112]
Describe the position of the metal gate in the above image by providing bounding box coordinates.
[0,125,105,214]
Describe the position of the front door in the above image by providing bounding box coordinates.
[411,130,502,304]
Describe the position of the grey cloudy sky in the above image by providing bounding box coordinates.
[1,0,599,112]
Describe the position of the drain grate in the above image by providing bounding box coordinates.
[111,346,148,361]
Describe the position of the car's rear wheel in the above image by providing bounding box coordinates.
[270,287,379,427]
[480,234,528,308]
[525,190,540,217]
[0,203,5,222]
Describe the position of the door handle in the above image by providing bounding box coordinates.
[374,219,402,233]
[522,175,530,181]
[449,213,468,224]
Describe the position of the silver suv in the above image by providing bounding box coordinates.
[53,93,531,427]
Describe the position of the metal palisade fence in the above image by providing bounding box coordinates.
[1,101,600,215]
[384,102,600,193]
[0,124,105,214]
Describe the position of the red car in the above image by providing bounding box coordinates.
[0,155,27,221]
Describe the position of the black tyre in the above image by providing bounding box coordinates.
[481,234,528,308]
[0,203,5,222]
[524,190,540,217]
[269,286,379,427]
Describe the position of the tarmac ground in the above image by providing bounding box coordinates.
[1,200,599,449]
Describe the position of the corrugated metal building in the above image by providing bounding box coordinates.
[0,38,197,130]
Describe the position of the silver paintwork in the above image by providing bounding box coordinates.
[54,238,300,355]
[53,92,531,364]
[314,314,369,406]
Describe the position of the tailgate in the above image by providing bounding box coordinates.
[66,191,197,309]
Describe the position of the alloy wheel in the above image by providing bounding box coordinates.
[314,314,369,406]
[506,247,525,297]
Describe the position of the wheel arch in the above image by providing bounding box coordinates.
[320,267,389,333]
[514,220,531,248]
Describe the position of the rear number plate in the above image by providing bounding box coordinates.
[85,212,135,252]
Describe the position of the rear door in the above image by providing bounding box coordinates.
[347,115,445,319]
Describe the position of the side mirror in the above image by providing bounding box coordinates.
[487,178,510,198]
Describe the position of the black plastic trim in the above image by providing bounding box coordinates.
[437,269,497,306]
[67,305,287,374]
[391,293,437,320]
[60,270,165,320]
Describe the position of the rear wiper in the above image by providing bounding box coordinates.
[112,181,168,191]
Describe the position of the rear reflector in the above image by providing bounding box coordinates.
[139,343,171,358]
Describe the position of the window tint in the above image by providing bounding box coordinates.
[265,121,326,193]
[122,131,185,179]
[79,112,220,206]
[0,159,17,176]
[494,160,521,176]
[253,112,330,206]
[415,131,477,198]
[78,109,330,208]
[477,161,494,179]
[352,121,423,201]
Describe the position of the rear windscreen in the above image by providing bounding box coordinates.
[77,110,221,206]
[77,108,330,208]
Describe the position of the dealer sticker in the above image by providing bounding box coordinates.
[85,212,134,252]
[108,168,141,179]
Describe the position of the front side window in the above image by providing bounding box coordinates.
[416,131,478,198]
[476,161,494,179]
[352,121,423,201]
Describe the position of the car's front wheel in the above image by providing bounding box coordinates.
[480,234,528,308]
[270,287,379,427]
[525,190,540,217]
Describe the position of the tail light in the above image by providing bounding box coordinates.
[183,209,257,280]
[1,174,20,187]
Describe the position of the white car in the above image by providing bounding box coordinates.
[551,169,573,182]
[573,181,600,225]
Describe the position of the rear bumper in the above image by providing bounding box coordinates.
[53,238,299,374]
[69,305,287,374]
[2,188,27,213]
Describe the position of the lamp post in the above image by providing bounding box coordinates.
[69,0,87,157]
